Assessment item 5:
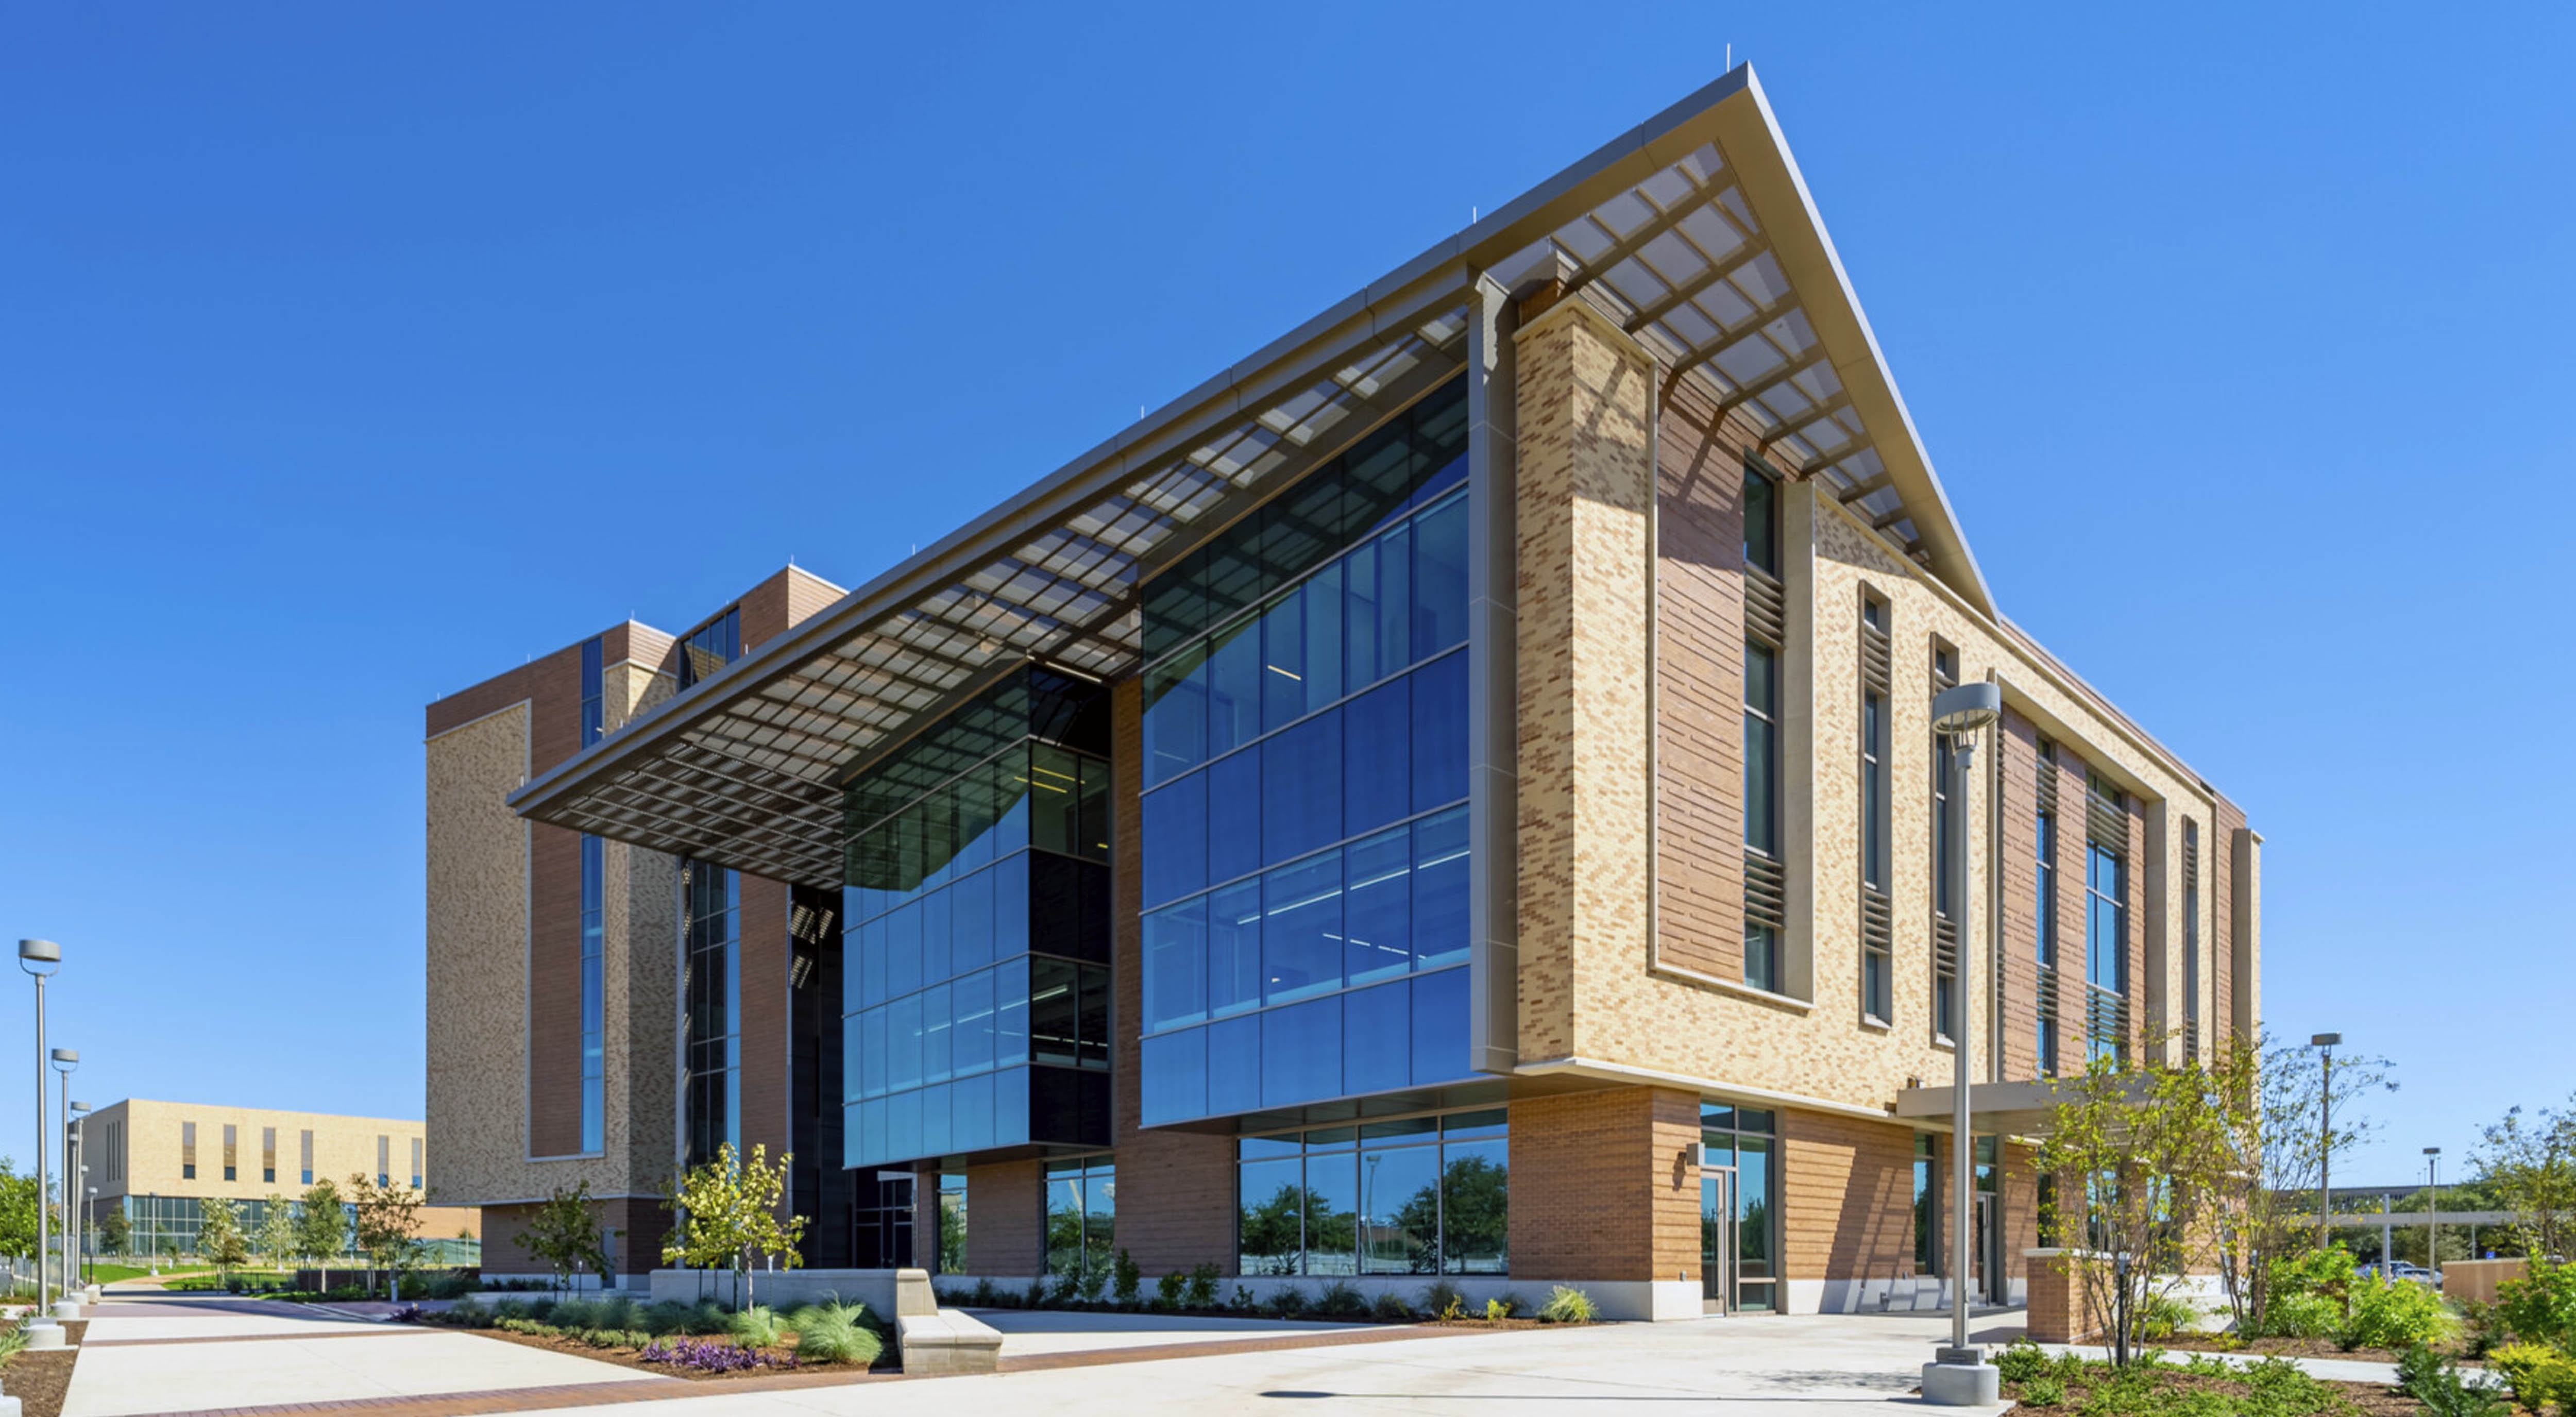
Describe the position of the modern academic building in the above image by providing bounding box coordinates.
[427,67,2261,1318]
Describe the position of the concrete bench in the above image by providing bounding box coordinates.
[896,1308,1003,1376]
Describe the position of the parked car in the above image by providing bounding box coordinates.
[2359,1260,2443,1287]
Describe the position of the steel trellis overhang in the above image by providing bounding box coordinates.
[510,63,1993,888]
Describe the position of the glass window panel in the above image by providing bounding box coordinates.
[1298,561,1343,722]
[1030,957,1079,1067]
[921,1080,953,1158]
[1083,1168,1116,1278]
[1262,850,1343,1004]
[1343,826,1412,985]
[1260,587,1306,732]
[994,746,1032,855]
[1206,618,1263,757]
[1079,756,1110,862]
[888,992,924,1092]
[1373,526,1412,681]
[952,771,997,876]
[1143,564,1209,689]
[1343,542,1382,696]
[1412,807,1471,970]
[888,1087,921,1162]
[993,852,1029,959]
[954,1069,995,1153]
[1207,750,1262,886]
[855,915,885,1009]
[1345,416,1417,537]
[1342,675,1410,838]
[842,1011,865,1105]
[920,887,952,988]
[1142,896,1208,1032]
[1737,1137,1774,1287]
[1261,710,1343,865]
[1303,1148,1358,1276]
[1207,1013,1261,1116]
[1238,1157,1305,1276]
[1142,1026,1207,1127]
[1745,640,1777,854]
[922,982,953,1084]
[1143,645,1210,787]
[1443,1108,1507,1138]
[1046,1177,1083,1276]
[1440,1137,1509,1274]
[1360,1142,1442,1275]
[995,958,1029,1067]
[1412,494,1469,657]
[1239,1133,1302,1161]
[1261,995,1343,1109]
[887,900,924,999]
[1342,979,1411,1097]
[1743,467,1777,576]
[1029,744,1084,857]
[1078,964,1111,1070]
[953,967,995,1075]
[860,1005,887,1100]
[1410,651,1469,813]
[993,1065,1029,1149]
[1206,881,1263,1017]
[951,864,995,973]
[1411,966,1470,1085]
[1141,774,1208,908]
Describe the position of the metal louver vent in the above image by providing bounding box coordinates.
[1860,617,1891,694]
[1745,567,1785,647]
[1862,885,1892,952]
[1744,851,1787,933]
[2086,772,2126,848]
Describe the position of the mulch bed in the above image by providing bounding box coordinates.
[4,1320,88,1417]
[2007,1365,2425,1417]
[461,1325,894,1381]
[1421,1317,1598,1331]
[2158,1334,2484,1368]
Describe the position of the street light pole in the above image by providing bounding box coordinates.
[18,940,62,1332]
[2311,1033,2342,1241]
[1925,681,2001,1406]
[2424,1148,2442,1280]
[69,1101,90,1293]
[50,1050,75,1319]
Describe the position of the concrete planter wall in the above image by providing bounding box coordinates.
[927,1272,1697,1322]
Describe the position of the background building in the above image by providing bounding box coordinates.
[442,66,2261,1314]
[86,1098,479,1258]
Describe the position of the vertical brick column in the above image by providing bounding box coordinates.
[1107,678,1238,1276]
[1512,293,1656,1060]
[1507,1086,1699,1287]
[965,1159,1043,1276]
[2023,1249,2100,1342]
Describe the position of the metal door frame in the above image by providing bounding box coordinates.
[1974,1190,2004,1306]
[1702,1163,1738,1314]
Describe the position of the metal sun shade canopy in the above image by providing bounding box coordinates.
[509,64,1993,887]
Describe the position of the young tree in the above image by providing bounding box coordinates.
[346,1173,423,1301]
[662,1143,807,1309]
[97,1207,130,1257]
[2476,1094,2576,1261]
[198,1196,252,1283]
[515,1182,611,1298]
[2036,1047,2243,1365]
[2204,1035,2396,1336]
[297,1179,347,1291]
[0,1158,40,1262]
[255,1196,298,1273]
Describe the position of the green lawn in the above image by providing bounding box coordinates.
[88,1263,216,1285]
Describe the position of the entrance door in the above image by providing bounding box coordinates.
[854,1171,915,1269]
[1974,1191,2004,1306]
[1701,1167,1737,1314]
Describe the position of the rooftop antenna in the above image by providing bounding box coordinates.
[1727,43,1733,70]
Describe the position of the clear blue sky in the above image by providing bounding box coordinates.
[2,3,2566,1192]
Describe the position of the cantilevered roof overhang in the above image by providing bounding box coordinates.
[510,64,1994,886]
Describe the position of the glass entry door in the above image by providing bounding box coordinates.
[1701,1166,1736,1313]
[1975,1191,2005,1305]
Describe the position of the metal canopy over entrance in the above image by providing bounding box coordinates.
[510,64,1991,884]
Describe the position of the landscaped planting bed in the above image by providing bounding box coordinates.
[2,1319,88,1417]
[419,1293,890,1379]
[1994,1342,2440,1417]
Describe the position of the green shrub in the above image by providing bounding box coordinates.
[1370,1292,1416,1323]
[1022,1278,1048,1309]
[1184,1263,1220,1310]
[1265,1286,1310,1319]
[968,1277,997,1307]
[2020,1374,2067,1407]
[725,1304,779,1348]
[1995,1340,2049,1385]
[1421,1280,1465,1320]
[1229,1284,1260,1314]
[638,1300,694,1337]
[1537,1286,1599,1324]
[2497,1260,2576,1352]
[1112,1250,1143,1306]
[2341,1276,2455,1351]
[1154,1272,1186,1311]
[2398,1343,2509,1417]
[1484,1295,1521,1321]
[1314,1282,1368,1320]
[2238,1355,2336,1416]
[2137,1292,2202,1340]
[787,1300,884,1367]
[2265,1291,2343,1340]
[2492,1343,2576,1413]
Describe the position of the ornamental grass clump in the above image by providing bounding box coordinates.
[725,1304,781,1348]
[1537,1286,1599,1324]
[786,1300,883,1366]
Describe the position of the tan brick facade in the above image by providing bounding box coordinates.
[1507,1087,1699,1285]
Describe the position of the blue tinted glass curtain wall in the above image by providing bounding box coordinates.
[1136,380,1478,1127]
[842,668,1112,1170]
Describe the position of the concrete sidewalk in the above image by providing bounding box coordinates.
[63,1289,669,1417]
